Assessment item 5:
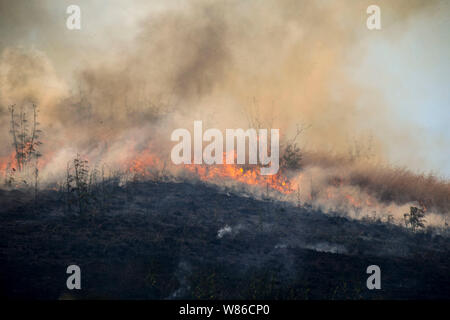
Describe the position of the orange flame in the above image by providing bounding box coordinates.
[182,152,295,193]
[0,152,17,174]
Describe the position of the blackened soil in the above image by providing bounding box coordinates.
[0,181,449,299]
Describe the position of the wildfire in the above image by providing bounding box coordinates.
[119,147,296,193]
[184,162,295,193]
[345,194,361,207]
[0,149,53,185]
[0,143,415,219]
[176,151,292,193]
[0,152,17,174]
[127,149,163,176]
[123,149,388,213]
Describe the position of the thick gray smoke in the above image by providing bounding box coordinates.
[0,0,448,225]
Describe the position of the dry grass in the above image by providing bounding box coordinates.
[303,151,450,214]
[349,165,450,214]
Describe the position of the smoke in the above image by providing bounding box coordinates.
[0,0,443,149]
[0,1,448,224]
[287,157,449,227]
[217,224,244,239]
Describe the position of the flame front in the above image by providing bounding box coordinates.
[1,144,440,225]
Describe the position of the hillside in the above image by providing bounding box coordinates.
[0,180,449,299]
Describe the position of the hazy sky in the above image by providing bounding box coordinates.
[352,1,450,176]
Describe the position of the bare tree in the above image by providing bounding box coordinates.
[404,206,426,232]
[280,123,309,171]
[8,103,42,189]
[65,154,90,215]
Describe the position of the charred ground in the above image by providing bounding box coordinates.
[0,180,449,299]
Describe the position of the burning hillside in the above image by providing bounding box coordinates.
[0,0,449,302]
[0,122,449,230]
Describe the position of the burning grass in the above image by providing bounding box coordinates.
[1,140,449,229]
